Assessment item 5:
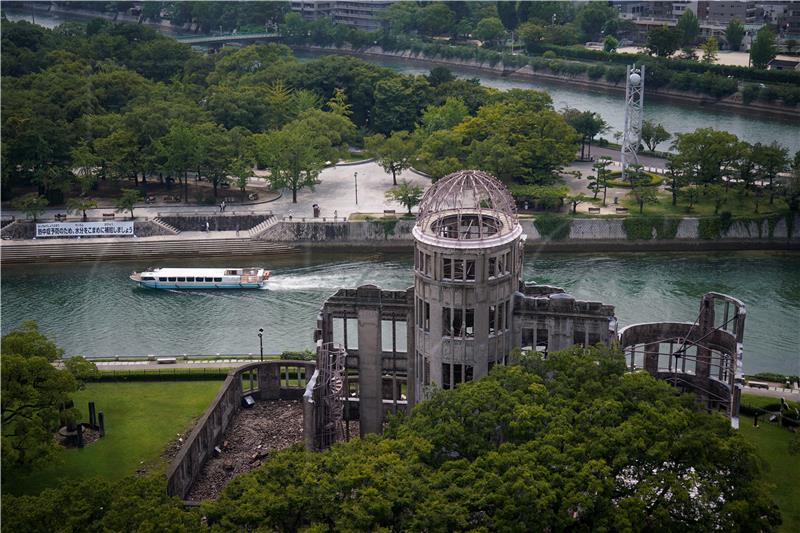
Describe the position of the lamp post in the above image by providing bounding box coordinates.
[258,328,264,361]
[354,172,358,205]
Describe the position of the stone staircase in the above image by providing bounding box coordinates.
[0,237,297,264]
[248,215,278,238]
[153,217,181,235]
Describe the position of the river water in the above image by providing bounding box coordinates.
[4,8,799,153]
[1,251,798,376]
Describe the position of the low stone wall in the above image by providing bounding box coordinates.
[165,360,316,500]
[0,220,174,240]
[257,219,416,243]
[158,214,271,232]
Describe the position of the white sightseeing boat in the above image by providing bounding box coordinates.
[130,267,270,289]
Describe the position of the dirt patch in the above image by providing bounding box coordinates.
[55,425,102,448]
[186,400,304,500]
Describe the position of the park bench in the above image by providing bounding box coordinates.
[54,213,67,221]
[588,207,601,214]
[163,195,181,203]
[615,207,629,214]
[156,357,177,365]
[144,195,156,204]
[247,192,258,201]
[102,213,115,219]
[384,210,396,215]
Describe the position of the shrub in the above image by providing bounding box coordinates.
[622,216,680,240]
[542,50,557,59]
[280,350,315,361]
[533,213,571,240]
[742,84,761,104]
[587,64,606,80]
[760,85,780,102]
[605,66,626,84]
[698,217,722,239]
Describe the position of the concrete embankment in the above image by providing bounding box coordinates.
[294,45,800,120]
[2,215,798,263]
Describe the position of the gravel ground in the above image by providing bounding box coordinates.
[187,399,304,500]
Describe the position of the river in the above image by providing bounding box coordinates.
[4,8,799,153]
[1,251,798,376]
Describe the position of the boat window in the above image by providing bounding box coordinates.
[177,277,186,282]
[142,277,155,281]
[204,277,213,282]
[168,277,176,282]
[186,277,194,282]
[158,277,167,282]
[225,269,239,275]
[213,277,222,282]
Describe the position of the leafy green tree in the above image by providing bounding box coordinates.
[575,1,618,41]
[325,88,353,118]
[474,17,506,47]
[419,97,468,136]
[0,322,93,472]
[671,128,741,186]
[380,1,418,35]
[752,142,790,204]
[196,123,235,198]
[590,156,613,205]
[115,188,142,219]
[543,23,581,45]
[567,193,589,214]
[415,128,466,180]
[230,158,254,203]
[641,120,671,152]
[365,131,417,186]
[675,8,700,46]
[11,193,49,222]
[256,120,329,203]
[646,25,681,57]
[562,108,608,160]
[750,26,778,69]
[665,156,690,206]
[371,75,433,135]
[66,197,98,221]
[518,21,544,51]
[724,19,746,51]
[385,180,424,214]
[700,36,719,64]
[157,121,198,203]
[416,2,455,36]
[626,164,658,213]
[603,35,619,53]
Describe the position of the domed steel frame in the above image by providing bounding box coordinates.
[416,170,518,242]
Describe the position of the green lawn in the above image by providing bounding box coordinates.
[5,381,221,496]
[742,393,800,411]
[739,415,800,532]
[622,190,788,218]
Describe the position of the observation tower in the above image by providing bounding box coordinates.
[411,170,525,394]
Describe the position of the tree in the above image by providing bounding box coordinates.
[750,26,777,69]
[671,128,741,186]
[563,108,608,160]
[256,120,329,203]
[751,142,790,204]
[11,193,49,222]
[115,188,142,219]
[675,8,700,47]
[786,39,798,54]
[665,157,690,206]
[425,66,456,87]
[700,37,719,64]
[385,180,424,214]
[603,35,619,53]
[474,17,506,47]
[371,75,432,135]
[567,193,588,214]
[230,158,254,203]
[627,164,658,213]
[365,131,417,186]
[641,121,671,152]
[590,157,613,205]
[419,97,468,136]
[66,197,98,221]
[518,21,544,51]
[0,322,95,472]
[325,88,352,118]
[724,19,745,51]
[575,1,618,41]
[416,2,455,36]
[646,25,681,57]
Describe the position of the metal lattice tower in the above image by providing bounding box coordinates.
[621,64,645,180]
[311,342,346,450]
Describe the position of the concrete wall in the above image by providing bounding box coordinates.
[165,360,315,500]
[159,214,271,232]
[0,220,175,240]
[258,219,416,243]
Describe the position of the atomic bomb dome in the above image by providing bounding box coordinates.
[414,170,521,247]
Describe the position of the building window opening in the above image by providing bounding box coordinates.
[453,259,464,281]
[488,257,497,278]
[442,363,451,389]
[424,302,430,332]
[465,260,475,281]
[443,258,452,280]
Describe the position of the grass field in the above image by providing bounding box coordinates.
[622,190,789,218]
[5,381,221,496]
[739,413,800,532]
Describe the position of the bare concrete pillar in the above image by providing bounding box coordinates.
[644,343,659,375]
[98,411,105,437]
[88,401,96,428]
[259,363,281,400]
[358,308,383,436]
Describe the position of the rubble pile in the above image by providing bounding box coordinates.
[187,399,303,500]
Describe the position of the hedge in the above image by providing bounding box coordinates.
[623,216,680,240]
[533,213,571,240]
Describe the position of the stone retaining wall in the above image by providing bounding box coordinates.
[165,360,316,500]
[158,214,271,232]
[0,220,174,240]
[257,219,417,242]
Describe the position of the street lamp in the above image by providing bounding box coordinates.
[258,328,264,361]
[354,172,358,205]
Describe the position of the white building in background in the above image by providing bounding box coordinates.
[290,0,394,32]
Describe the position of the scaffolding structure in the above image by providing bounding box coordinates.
[621,64,645,180]
[309,342,346,450]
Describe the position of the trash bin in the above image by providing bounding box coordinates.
[313,204,320,218]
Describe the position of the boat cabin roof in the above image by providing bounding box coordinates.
[144,267,261,276]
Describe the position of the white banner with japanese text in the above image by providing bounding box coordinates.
[36,221,134,238]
